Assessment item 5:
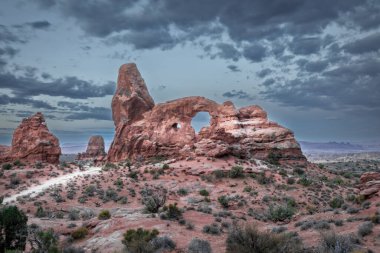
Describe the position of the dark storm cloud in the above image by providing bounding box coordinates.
[215,43,241,62]
[343,32,380,54]
[0,25,26,43]
[289,37,322,55]
[0,47,18,58]
[227,65,240,72]
[261,58,380,110]
[256,69,272,78]
[25,21,51,30]
[0,72,115,99]
[35,0,375,58]
[222,90,255,100]
[243,44,267,62]
[0,94,55,109]
[58,101,112,121]
[302,60,329,73]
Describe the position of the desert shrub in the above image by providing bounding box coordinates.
[68,209,80,221]
[267,151,281,165]
[287,177,295,185]
[226,224,303,253]
[0,205,28,252]
[162,163,170,170]
[10,175,21,187]
[2,163,12,170]
[129,171,139,180]
[329,197,344,209]
[218,195,230,208]
[0,170,3,178]
[229,166,244,178]
[122,228,159,253]
[101,188,119,203]
[71,227,88,240]
[62,246,85,253]
[35,161,43,169]
[84,185,96,197]
[161,203,182,220]
[268,204,295,222]
[357,221,373,237]
[188,238,212,253]
[186,222,195,230]
[213,170,227,179]
[298,176,312,186]
[98,210,111,220]
[332,177,344,185]
[141,187,167,213]
[202,223,221,235]
[13,160,24,167]
[316,232,361,253]
[150,236,176,252]
[314,221,331,230]
[26,171,33,179]
[28,224,59,253]
[199,189,209,197]
[255,172,273,185]
[293,167,305,175]
[197,205,212,214]
[177,188,188,196]
[35,206,46,218]
[272,226,287,233]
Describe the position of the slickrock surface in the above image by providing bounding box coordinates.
[77,135,106,161]
[108,63,306,165]
[359,171,380,197]
[0,112,61,163]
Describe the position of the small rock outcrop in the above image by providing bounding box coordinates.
[77,135,106,161]
[108,63,307,165]
[0,112,61,164]
[359,172,380,198]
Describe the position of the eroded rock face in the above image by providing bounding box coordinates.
[0,112,61,163]
[359,172,380,198]
[77,135,106,161]
[108,63,307,165]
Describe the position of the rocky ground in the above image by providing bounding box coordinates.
[2,155,380,252]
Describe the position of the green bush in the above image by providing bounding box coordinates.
[122,228,159,253]
[226,224,303,253]
[0,205,28,252]
[298,176,312,186]
[141,187,166,213]
[268,204,295,222]
[98,210,111,220]
[357,222,373,237]
[71,227,88,240]
[199,189,209,197]
[177,188,188,196]
[218,195,230,208]
[329,197,344,209]
[35,206,46,218]
[212,170,227,179]
[2,163,12,170]
[229,166,244,178]
[316,232,361,253]
[267,151,281,165]
[161,203,182,220]
[188,238,212,253]
[28,224,59,253]
[255,172,273,185]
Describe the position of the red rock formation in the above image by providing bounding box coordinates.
[108,63,307,165]
[76,135,106,162]
[359,172,380,198]
[0,112,61,164]
[0,145,10,156]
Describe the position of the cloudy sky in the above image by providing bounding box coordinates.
[0,0,379,151]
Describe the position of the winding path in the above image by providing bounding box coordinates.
[3,166,102,204]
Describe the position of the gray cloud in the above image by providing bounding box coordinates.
[25,20,51,30]
[227,64,240,72]
[58,101,112,121]
[256,68,272,78]
[0,94,55,109]
[243,44,267,62]
[222,89,255,100]
[343,32,380,54]
[0,71,115,99]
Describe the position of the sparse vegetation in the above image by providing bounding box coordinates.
[71,227,88,240]
[226,224,303,253]
[188,238,212,253]
[98,210,111,220]
[229,166,244,178]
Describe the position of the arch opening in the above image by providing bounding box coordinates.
[191,111,211,133]
[172,122,181,130]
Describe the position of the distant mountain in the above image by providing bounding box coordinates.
[300,141,365,153]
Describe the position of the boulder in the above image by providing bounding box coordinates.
[77,135,106,161]
[0,112,61,164]
[359,172,380,198]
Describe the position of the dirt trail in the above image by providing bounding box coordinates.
[3,166,102,204]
